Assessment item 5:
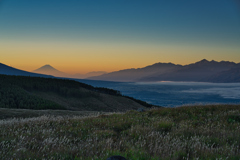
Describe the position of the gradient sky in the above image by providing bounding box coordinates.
[0,0,240,74]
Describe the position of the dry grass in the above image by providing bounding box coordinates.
[0,108,106,120]
[0,105,240,159]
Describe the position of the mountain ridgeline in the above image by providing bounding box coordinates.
[33,65,107,79]
[0,74,152,111]
[1,59,239,83]
[89,62,181,82]
[88,59,240,83]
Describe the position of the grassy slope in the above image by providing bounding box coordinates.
[33,90,146,112]
[0,104,240,160]
[0,74,151,111]
[0,108,106,120]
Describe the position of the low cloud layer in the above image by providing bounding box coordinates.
[183,87,240,99]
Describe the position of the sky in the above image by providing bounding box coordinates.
[0,0,240,74]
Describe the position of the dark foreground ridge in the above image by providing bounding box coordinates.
[0,74,154,111]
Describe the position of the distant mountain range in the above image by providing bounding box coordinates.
[203,64,240,83]
[1,59,240,83]
[88,62,181,82]
[33,65,107,79]
[88,59,240,83]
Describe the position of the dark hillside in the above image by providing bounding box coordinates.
[0,82,64,110]
[0,63,53,78]
[0,74,151,111]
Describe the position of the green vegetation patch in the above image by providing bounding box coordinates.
[0,74,154,111]
[228,115,240,123]
[0,85,64,110]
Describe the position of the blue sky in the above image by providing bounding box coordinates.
[0,0,240,73]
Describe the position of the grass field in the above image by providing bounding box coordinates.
[0,108,106,120]
[0,104,240,160]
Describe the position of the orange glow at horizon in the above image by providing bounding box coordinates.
[1,39,240,74]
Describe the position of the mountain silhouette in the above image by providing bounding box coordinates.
[0,63,53,78]
[88,62,182,82]
[142,59,237,82]
[34,65,107,79]
[88,59,240,82]
[33,65,69,77]
[2,60,239,83]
